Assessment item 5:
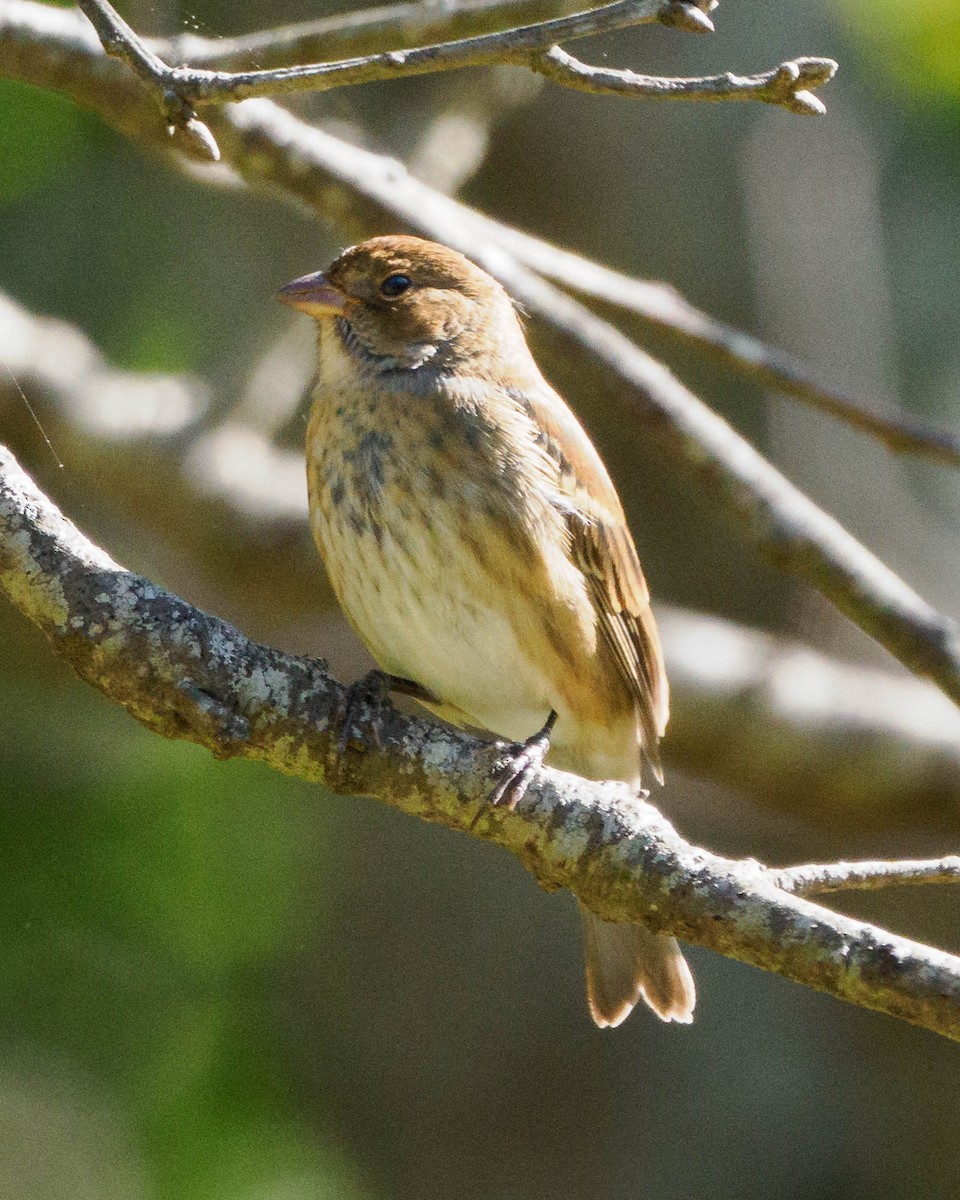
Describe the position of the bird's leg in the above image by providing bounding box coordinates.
[488,710,558,811]
[331,669,436,764]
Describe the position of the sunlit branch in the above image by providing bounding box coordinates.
[157,0,592,71]
[491,234,960,468]
[536,47,834,115]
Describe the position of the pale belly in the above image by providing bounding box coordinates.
[314,508,555,742]
[305,370,642,781]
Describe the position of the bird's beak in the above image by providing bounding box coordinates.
[277,271,348,318]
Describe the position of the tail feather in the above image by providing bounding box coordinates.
[579,903,696,1028]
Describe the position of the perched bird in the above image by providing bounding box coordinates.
[279,235,695,1028]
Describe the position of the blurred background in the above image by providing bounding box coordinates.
[2,0,960,1196]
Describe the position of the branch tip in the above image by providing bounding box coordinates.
[661,1,715,34]
[182,115,221,161]
[768,57,837,115]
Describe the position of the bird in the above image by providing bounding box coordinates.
[278,235,695,1028]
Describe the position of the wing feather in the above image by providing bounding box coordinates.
[517,384,669,777]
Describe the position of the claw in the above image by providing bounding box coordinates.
[488,710,558,811]
[330,670,434,772]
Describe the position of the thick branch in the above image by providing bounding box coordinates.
[3,440,960,1041]
[2,2,958,710]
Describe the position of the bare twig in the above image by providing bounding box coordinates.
[157,0,633,71]
[2,2,958,710]
[72,0,834,157]
[536,48,835,115]
[3,440,960,1042]
[776,858,960,896]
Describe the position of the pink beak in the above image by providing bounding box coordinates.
[277,271,348,318]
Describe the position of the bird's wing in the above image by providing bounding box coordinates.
[519,383,669,777]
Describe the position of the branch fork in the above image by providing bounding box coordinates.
[75,0,833,161]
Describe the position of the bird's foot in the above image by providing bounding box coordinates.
[488,710,558,811]
[330,670,434,768]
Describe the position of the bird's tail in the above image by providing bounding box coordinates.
[579,903,696,1028]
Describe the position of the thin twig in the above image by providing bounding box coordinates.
[157,0,602,71]
[536,48,835,115]
[164,2,711,106]
[776,858,960,896]
[87,0,702,106]
[3,440,960,1043]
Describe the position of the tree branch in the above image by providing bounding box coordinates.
[536,47,835,115]
[498,236,960,468]
[2,440,960,1041]
[73,0,833,157]
[2,1,959,711]
[1,0,914,475]
[75,0,220,158]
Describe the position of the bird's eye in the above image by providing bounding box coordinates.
[380,273,412,298]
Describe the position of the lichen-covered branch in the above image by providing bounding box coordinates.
[2,440,960,1041]
[2,1,959,710]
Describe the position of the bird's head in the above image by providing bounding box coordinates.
[278,235,530,375]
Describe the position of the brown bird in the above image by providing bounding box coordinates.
[279,235,695,1028]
